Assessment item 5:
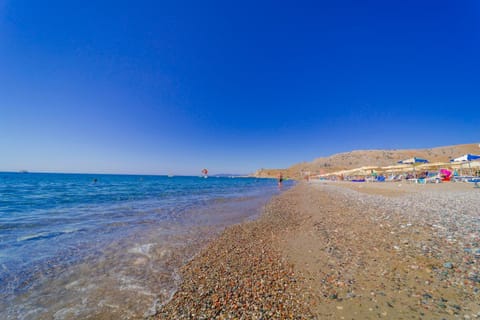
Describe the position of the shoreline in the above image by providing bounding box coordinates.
[155,182,480,319]
[0,174,284,320]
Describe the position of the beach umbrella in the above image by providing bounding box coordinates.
[397,157,429,165]
[451,154,480,162]
[398,157,429,178]
[440,168,452,177]
[450,154,480,176]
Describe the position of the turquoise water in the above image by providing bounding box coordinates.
[0,172,289,319]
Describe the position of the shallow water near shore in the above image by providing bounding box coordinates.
[0,172,288,319]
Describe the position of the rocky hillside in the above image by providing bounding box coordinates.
[254,143,480,179]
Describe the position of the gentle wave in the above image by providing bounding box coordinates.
[16,231,65,242]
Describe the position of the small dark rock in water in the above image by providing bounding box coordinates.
[443,262,453,269]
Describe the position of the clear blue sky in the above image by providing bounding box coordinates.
[1,0,479,175]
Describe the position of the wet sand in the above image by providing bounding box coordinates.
[155,182,480,319]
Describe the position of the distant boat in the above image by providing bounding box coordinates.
[201,168,208,178]
[19,170,29,174]
[168,174,174,178]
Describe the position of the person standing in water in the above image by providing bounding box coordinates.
[278,173,284,189]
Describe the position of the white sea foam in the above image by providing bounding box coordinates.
[128,243,154,256]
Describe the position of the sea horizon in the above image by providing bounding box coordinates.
[1,171,253,178]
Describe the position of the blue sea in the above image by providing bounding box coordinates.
[0,172,290,319]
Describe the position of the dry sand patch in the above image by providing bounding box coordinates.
[280,183,480,319]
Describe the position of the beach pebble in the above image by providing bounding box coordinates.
[156,183,480,319]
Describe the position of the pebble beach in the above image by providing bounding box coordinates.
[155,181,480,319]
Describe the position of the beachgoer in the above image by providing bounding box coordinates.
[278,173,283,188]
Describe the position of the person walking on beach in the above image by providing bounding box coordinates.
[278,173,284,189]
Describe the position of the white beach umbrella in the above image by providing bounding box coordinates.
[397,157,429,165]
[451,154,480,162]
[397,157,429,178]
[450,154,480,176]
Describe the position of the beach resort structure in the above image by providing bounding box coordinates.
[313,155,480,185]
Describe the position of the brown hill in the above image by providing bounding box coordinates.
[254,143,479,179]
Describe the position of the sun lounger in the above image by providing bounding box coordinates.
[453,176,475,182]
[425,173,441,184]
[407,178,424,184]
[468,178,480,188]
[386,175,402,182]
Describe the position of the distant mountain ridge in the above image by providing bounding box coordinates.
[254,143,480,179]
